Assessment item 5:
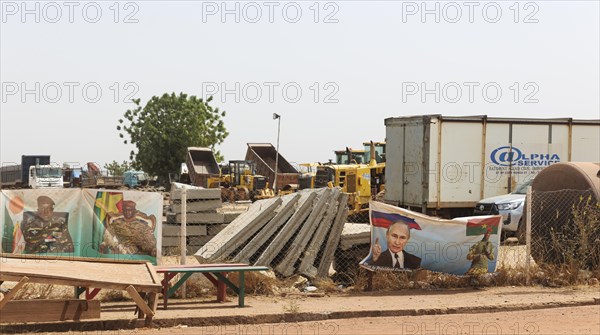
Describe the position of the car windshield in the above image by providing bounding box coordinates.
[513,179,533,195]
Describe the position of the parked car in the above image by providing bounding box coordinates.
[474,179,533,242]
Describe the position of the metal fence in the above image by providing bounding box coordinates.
[160,186,600,290]
[529,188,600,273]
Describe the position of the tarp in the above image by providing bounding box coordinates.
[360,201,502,275]
[0,189,162,264]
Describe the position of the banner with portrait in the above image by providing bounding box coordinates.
[360,201,502,275]
[0,189,162,264]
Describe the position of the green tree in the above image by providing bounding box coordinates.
[104,160,132,176]
[118,93,228,182]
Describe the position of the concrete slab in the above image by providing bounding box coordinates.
[170,188,221,200]
[172,212,225,224]
[275,189,333,277]
[232,193,301,263]
[299,189,341,278]
[253,191,317,267]
[316,193,349,278]
[162,224,207,237]
[170,199,221,213]
[195,197,282,262]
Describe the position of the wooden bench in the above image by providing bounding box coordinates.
[155,264,269,309]
[0,254,162,326]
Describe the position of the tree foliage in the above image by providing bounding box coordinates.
[118,93,228,181]
[104,160,132,176]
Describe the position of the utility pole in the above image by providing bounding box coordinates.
[273,113,281,192]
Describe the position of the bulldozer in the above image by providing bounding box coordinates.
[210,160,274,202]
[314,141,385,221]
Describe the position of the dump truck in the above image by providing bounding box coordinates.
[0,155,63,189]
[185,147,221,188]
[245,143,298,191]
[80,162,124,188]
[384,114,600,218]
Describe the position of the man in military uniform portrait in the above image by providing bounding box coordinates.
[21,195,73,253]
[101,200,157,257]
[466,228,495,276]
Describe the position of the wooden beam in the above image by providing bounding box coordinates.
[0,299,100,323]
[0,276,29,310]
[126,285,154,317]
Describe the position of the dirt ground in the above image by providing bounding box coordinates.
[154,306,600,335]
[3,285,597,335]
[39,305,600,335]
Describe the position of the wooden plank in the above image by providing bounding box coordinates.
[0,299,101,323]
[155,263,248,272]
[126,285,154,317]
[153,265,269,273]
[1,253,147,265]
[0,276,29,310]
[145,292,158,326]
[145,263,161,291]
[0,254,162,293]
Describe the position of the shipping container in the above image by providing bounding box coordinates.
[245,143,298,190]
[384,115,600,217]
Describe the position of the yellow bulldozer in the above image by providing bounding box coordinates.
[315,141,386,221]
[209,160,274,202]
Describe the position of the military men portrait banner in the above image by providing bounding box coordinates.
[360,201,502,275]
[0,189,162,264]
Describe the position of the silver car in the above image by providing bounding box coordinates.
[474,180,533,241]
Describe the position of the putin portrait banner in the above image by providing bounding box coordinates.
[360,201,502,275]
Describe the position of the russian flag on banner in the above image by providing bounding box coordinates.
[371,211,422,230]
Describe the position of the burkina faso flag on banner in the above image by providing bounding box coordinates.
[466,216,501,236]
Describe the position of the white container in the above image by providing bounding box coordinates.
[384,115,600,217]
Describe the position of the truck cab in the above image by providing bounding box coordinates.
[29,164,64,188]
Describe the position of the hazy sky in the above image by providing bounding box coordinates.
[1,0,599,169]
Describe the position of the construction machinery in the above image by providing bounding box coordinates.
[217,160,274,202]
[298,163,319,190]
[315,142,386,220]
[245,143,299,191]
[185,147,221,188]
[334,148,367,165]
[80,162,124,188]
[183,147,274,201]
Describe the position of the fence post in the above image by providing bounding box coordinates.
[525,185,532,285]
[180,188,187,298]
